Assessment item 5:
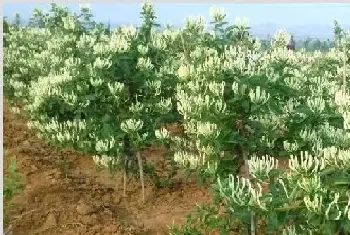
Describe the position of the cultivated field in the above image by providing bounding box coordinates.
[4,3,350,235]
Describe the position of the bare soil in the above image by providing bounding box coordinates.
[3,102,212,235]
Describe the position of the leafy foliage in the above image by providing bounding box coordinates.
[4,154,24,225]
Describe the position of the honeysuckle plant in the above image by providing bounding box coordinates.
[170,21,350,235]
[171,147,350,235]
[167,9,350,235]
[4,3,178,202]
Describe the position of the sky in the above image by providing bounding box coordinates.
[3,3,350,38]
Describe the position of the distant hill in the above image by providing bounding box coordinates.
[8,18,350,40]
[250,23,350,39]
[109,21,350,40]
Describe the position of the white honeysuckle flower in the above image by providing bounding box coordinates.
[319,123,347,144]
[253,38,262,50]
[325,193,342,220]
[260,135,275,148]
[311,138,323,155]
[146,80,161,95]
[252,114,279,129]
[209,7,226,22]
[95,137,116,153]
[62,16,77,30]
[108,81,125,96]
[271,29,291,48]
[249,86,270,104]
[307,96,326,113]
[184,16,205,31]
[207,81,225,97]
[100,155,120,168]
[214,99,226,114]
[162,28,180,41]
[278,179,291,199]
[155,98,172,114]
[217,175,266,210]
[297,175,323,195]
[342,111,350,130]
[184,121,197,136]
[289,151,325,176]
[282,225,298,235]
[137,57,154,70]
[196,141,215,156]
[129,101,144,113]
[92,155,101,165]
[152,36,166,50]
[92,155,120,168]
[248,154,278,181]
[323,147,350,168]
[190,47,204,59]
[176,90,216,120]
[90,77,103,87]
[109,34,131,53]
[93,57,112,69]
[284,141,299,152]
[10,107,21,114]
[232,81,248,96]
[93,42,110,55]
[142,1,154,14]
[285,77,301,90]
[64,57,81,67]
[120,119,143,134]
[335,90,350,109]
[55,130,75,143]
[283,98,300,114]
[187,81,202,93]
[344,195,350,220]
[61,91,78,106]
[137,44,149,55]
[304,194,323,214]
[203,56,220,71]
[19,67,29,75]
[178,64,196,80]
[119,24,137,37]
[205,161,218,174]
[174,151,200,169]
[234,17,249,29]
[170,136,191,149]
[300,129,318,142]
[77,34,97,49]
[155,128,170,139]
[196,121,220,138]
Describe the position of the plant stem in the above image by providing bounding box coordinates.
[137,151,145,202]
[243,151,256,235]
[343,43,347,91]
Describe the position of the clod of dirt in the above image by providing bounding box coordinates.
[76,202,96,215]
[30,165,38,172]
[42,213,57,228]
[102,194,112,203]
[22,140,31,149]
[79,213,99,225]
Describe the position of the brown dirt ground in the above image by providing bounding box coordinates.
[3,102,212,235]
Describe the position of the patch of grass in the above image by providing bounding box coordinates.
[4,154,24,226]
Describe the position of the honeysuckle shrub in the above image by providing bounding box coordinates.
[170,19,350,235]
[170,147,350,235]
[159,9,350,185]
[4,4,180,182]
